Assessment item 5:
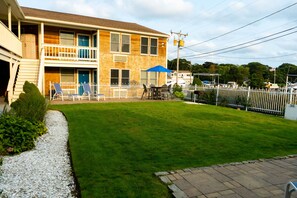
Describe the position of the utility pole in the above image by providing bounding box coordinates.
[171,30,188,85]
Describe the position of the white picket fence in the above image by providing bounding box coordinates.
[184,85,297,115]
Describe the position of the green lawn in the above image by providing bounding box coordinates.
[51,102,297,197]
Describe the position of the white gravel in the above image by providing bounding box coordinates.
[0,110,76,198]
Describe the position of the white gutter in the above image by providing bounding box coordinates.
[23,16,170,38]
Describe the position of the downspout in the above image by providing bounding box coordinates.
[97,29,100,94]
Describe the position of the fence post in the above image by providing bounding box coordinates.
[289,88,293,104]
[216,85,220,106]
[246,86,250,111]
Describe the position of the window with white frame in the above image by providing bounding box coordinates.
[60,31,74,46]
[121,70,130,85]
[110,69,130,86]
[141,70,148,85]
[122,35,130,53]
[111,33,130,53]
[141,37,158,55]
[60,68,74,82]
[150,72,157,86]
[150,38,158,55]
[141,37,149,54]
[111,69,119,85]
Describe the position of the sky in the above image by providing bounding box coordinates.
[18,0,297,67]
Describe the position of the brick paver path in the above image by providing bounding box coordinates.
[156,155,297,198]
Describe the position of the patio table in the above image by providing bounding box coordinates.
[150,87,162,100]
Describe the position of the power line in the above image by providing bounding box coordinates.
[184,25,297,58]
[187,2,297,48]
[185,29,297,59]
[199,52,297,60]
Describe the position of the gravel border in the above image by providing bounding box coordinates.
[0,110,76,197]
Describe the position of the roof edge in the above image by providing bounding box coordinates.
[21,6,169,38]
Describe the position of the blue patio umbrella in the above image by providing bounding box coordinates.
[146,65,172,73]
[146,65,172,86]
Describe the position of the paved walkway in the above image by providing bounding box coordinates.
[156,155,297,198]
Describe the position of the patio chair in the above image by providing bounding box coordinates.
[52,83,80,101]
[285,181,297,198]
[160,84,169,100]
[82,83,105,101]
[141,84,148,99]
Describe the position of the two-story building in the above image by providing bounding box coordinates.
[0,0,168,103]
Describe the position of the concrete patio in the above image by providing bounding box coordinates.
[156,155,297,198]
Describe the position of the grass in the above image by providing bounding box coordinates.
[51,101,297,197]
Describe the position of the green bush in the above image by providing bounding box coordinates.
[172,84,184,99]
[174,91,184,99]
[11,81,48,122]
[173,83,182,93]
[0,114,44,154]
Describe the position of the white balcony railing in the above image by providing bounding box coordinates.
[0,21,22,56]
[43,44,97,62]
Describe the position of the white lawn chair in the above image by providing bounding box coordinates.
[53,83,80,101]
[82,83,105,101]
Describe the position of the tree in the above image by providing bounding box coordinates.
[276,63,297,84]
[167,59,191,71]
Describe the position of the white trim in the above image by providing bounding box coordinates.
[121,33,131,54]
[8,5,11,30]
[23,16,169,38]
[150,37,158,56]
[96,29,100,93]
[110,32,120,53]
[110,32,131,54]
[0,48,21,62]
[44,61,97,68]
[110,68,131,87]
[140,36,158,56]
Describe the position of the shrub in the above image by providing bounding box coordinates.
[235,95,251,109]
[0,114,44,154]
[192,77,202,86]
[11,81,48,122]
[218,96,228,107]
[173,83,182,93]
[172,84,184,99]
[174,91,184,99]
[201,89,217,105]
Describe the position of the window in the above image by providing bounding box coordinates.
[111,69,119,85]
[122,70,130,85]
[141,37,158,55]
[110,69,130,86]
[60,31,74,46]
[141,37,148,54]
[111,33,120,52]
[150,38,158,55]
[111,33,130,53]
[61,68,74,82]
[150,72,157,85]
[141,70,148,85]
[122,35,130,53]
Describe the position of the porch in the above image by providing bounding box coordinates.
[49,82,144,100]
[43,44,97,63]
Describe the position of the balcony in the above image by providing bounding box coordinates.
[43,44,97,63]
[0,21,22,57]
